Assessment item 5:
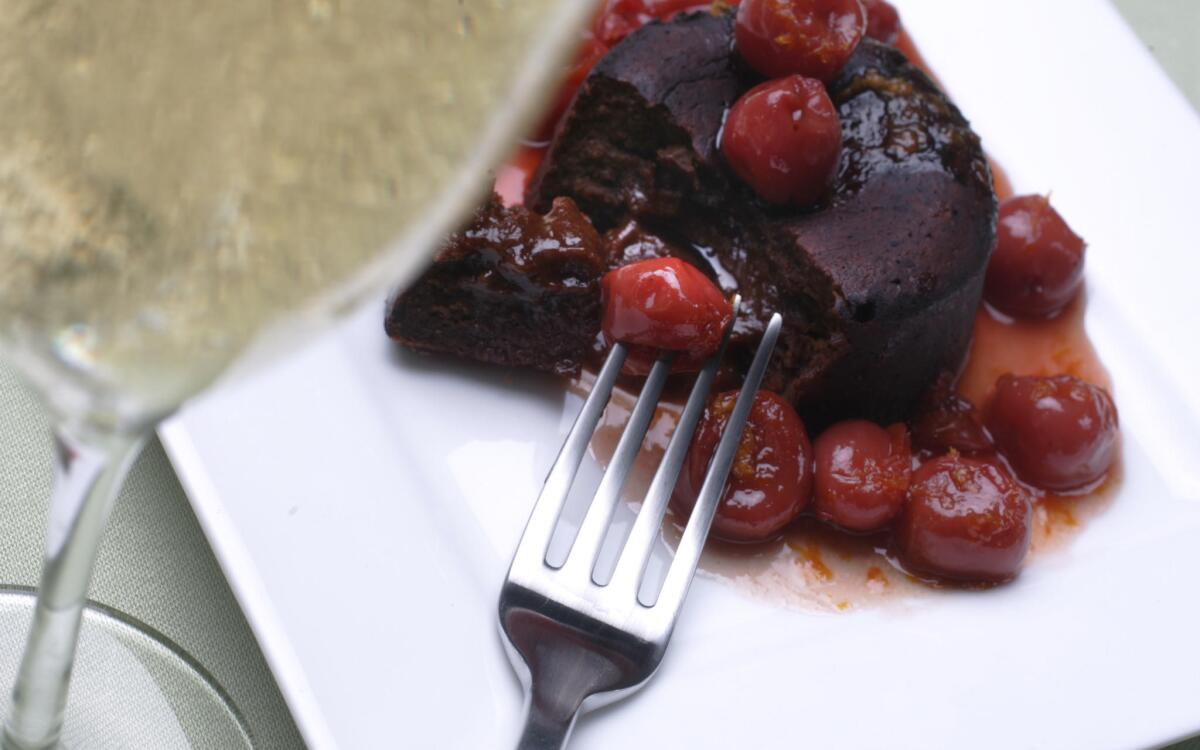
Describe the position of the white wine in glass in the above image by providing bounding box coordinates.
[0,0,595,746]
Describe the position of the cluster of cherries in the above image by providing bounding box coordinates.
[544,0,900,209]
[601,199,1115,587]
[589,0,1117,585]
[722,0,891,205]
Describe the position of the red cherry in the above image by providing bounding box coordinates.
[735,0,867,81]
[601,258,733,375]
[861,0,900,45]
[720,75,842,206]
[896,455,1033,584]
[984,195,1086,319]
[593,0,718,46]
[812,420,911,532]
[984,374,1119,492]
[910,373,995,457]
[594,0,649,46]
[675,390,813,542]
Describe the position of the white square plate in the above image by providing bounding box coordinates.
[160,1,1200,748]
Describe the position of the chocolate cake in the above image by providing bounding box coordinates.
[391,10,996,426]
[385,195,606,375]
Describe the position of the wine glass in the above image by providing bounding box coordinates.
[0,0,594,746]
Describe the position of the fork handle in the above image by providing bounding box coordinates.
[515,687,581,750]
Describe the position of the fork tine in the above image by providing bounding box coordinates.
[558,351,675,580]
[512,342,628,570]
[606,296,742,597]
[651,312,783,614]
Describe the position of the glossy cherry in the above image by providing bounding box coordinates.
[984,374,1119,492]
[910,373,994,457]
[896,454,1033,584]
[735,0,867,81]
[676,390,813,543]
[601,257,733,375]
[812,420,911,532]
[720,75,842,206]
[861,0,900,45]
[984,195,1087,319]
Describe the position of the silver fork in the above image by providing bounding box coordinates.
[499,299,783,750]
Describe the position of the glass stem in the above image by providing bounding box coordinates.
[3,425,145,750]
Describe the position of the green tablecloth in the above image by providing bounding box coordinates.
[0,2,1195,748]
[1115,0,1200,110]
[0,365,305,748]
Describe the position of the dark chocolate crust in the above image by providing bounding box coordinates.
[385,196,606,375]
[529,12,996,425]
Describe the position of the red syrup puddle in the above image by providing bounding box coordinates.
[959,292,1122,560]
[495,144,546,207]
[534,16,1123,611]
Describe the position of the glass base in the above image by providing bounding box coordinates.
[0,590,252,749]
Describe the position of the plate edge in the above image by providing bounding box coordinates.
[158,418,341,750]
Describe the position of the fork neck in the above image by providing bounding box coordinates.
[515,685,581,750]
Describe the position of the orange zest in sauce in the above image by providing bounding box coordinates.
[789,541,835,583]
[866,566,890,591]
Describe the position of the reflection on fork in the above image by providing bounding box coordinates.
[499,298,783,749]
